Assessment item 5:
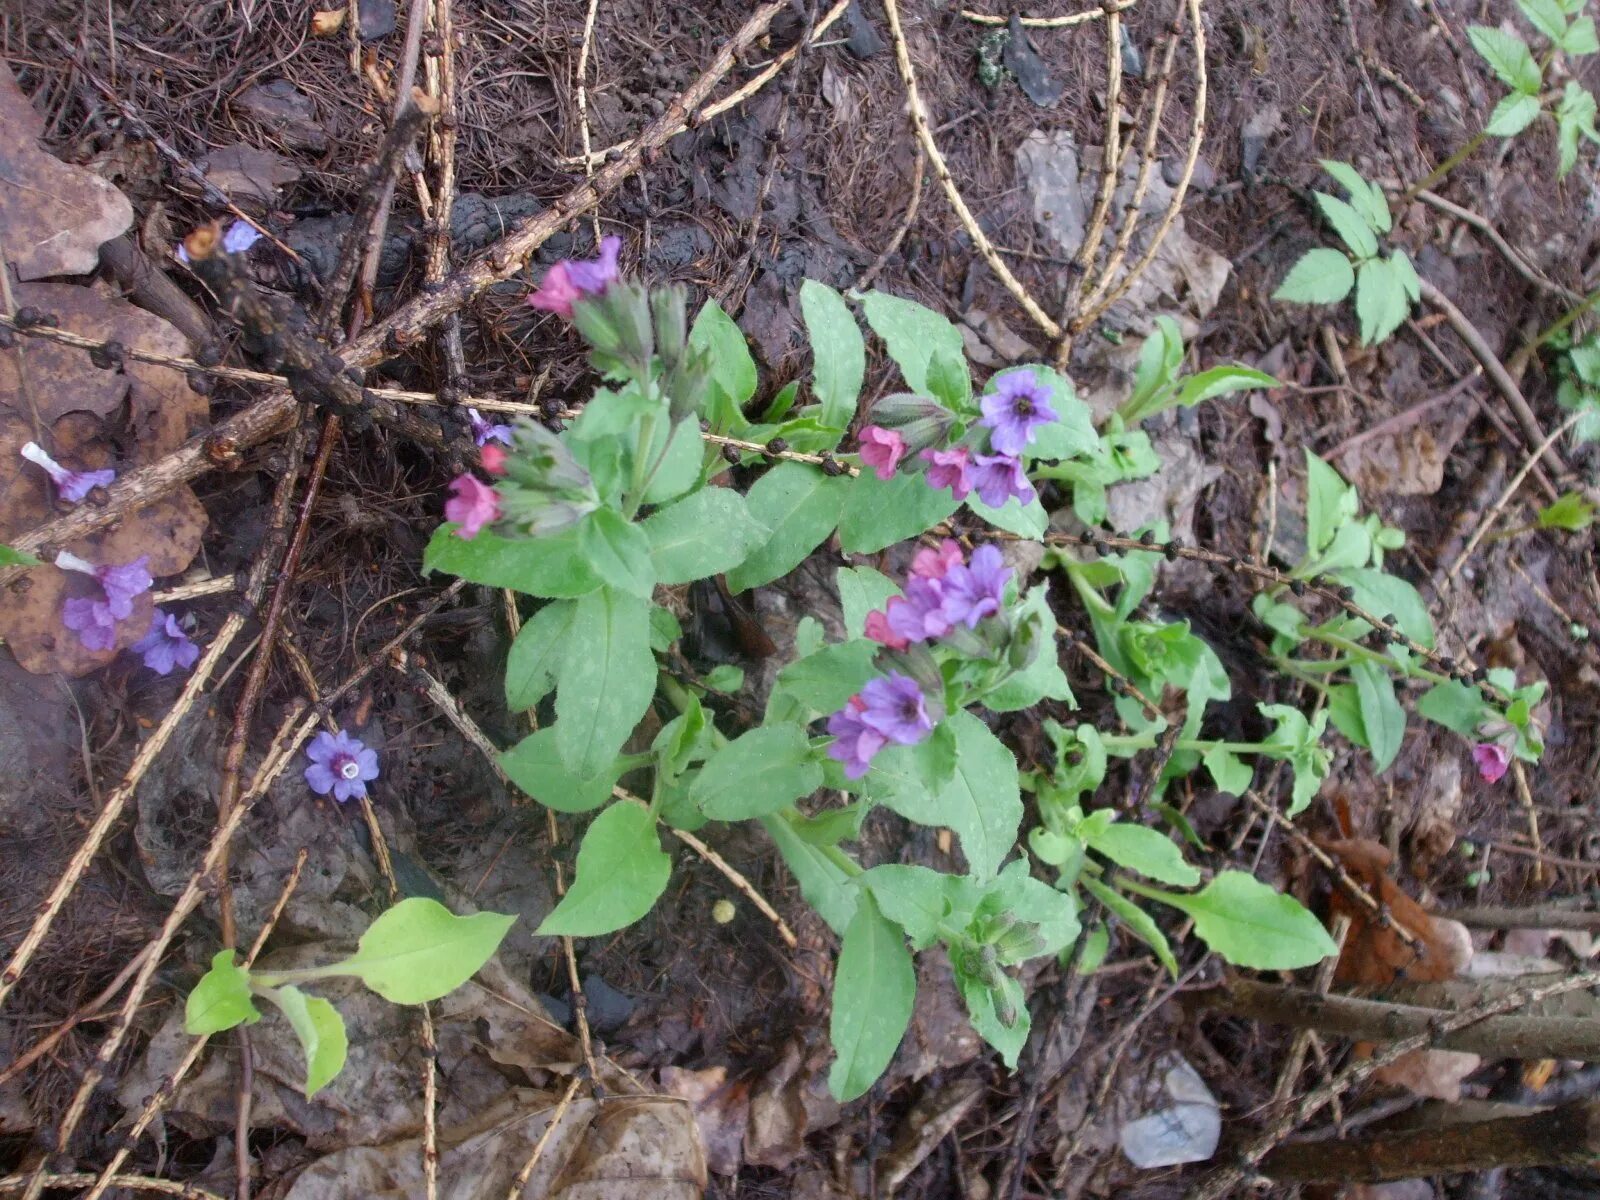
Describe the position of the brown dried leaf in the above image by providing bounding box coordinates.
[200,144,303,208]
[1320,838,1472,986]
[1371,1047,1481,1101]
[0,63,133,279]
[744,1036,841,1170]
[310,7,348,35]
[549,1096,707,1199]
[659,1066,749,1177]
[1336,401,1475,497]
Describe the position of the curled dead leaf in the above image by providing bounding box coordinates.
[311,7,348,35]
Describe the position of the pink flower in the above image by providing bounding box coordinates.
[445,474,500,539]
[480,443,508,475]
[858,426,908,481]
[911,539,964,580]
[1472,742,1512,784]
[526,236,622,319]
[864,608,909,651]
[920,446,972,500]
[527,263,581,318]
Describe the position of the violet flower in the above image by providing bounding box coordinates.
[468,407,514,447]
[826,699,888,780]
[858,426,908,481]
[856,674,936,745]
[131,609,200,676]
[20,442,115,503]
[969,452,1036,509]
[57,551,152,651]
[304,728,380,803]
[940,544,1011,628]
[1472,742,1511,784]
[527,236,622,319]
[885,577,956,645]
[445,474,500,539]
[980,372,1059,456]
[176,220,262,264]
[920,446,973,500]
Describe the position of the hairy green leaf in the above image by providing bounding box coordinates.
[839,468,960,553]
[185,950,262,1035]
[691,299,757,430]
[692,725,824,819]
[725,462,849,592]
[505,600,575,711]
[1081,876,1178,976]
[336,899,515,1002]
[860,291,966,395]
[423,525,601,598]
[837,565,900,638]
[537,800,671,936]
[1137,871,1338,969]
[863,864,980,950]
[642,487,769,584]
[554,586,656,781]
[799,280,865,430]
[500,727,623,812]
[1084,821,1201,886]
[1352,659,1406,772]
[763,812,858,934]
[828,893,916,1102]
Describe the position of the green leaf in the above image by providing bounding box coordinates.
[837,565,900,638]
[1128,317,1185,416]
[967,492,1049,539]
[1327,683,1368,749]
[423,525,601,598]
[1469,25,1542,93]
[1539,490,1597,530]
[642,488,769,584]
[505,600,575,711]
[1416,679,1493,737]
[0,543,41,567]
[537,800,671,936]
[1084,821,1201,886]
[1557,83,1599,175]
[1355,256,1411,345]
[1563,14,1599,53]
[1076,925,1111,973]
[641,419,705,505]
[1273,247,1356,305]
[839,469,961,554]
[577,508,656,598]
[769,638,880,718]
[1172,365,1280,411]
[1259,702,1332,816]
[828,893,916,1102]
[1081,876,1177,976]
[264,985,348,1098]
[336,898,515,1002]
[500,727,622,812]
[799,280,865,430]
[692,725,824,819]
[878,711,1021,882]
[725,462,849,593]
[1314,192,1379,258]
[702,664,744,692]
[185,950,262,1035]
[924,346,972,411]
[860,291,966,395]
[691,300,757,430]
[1485,90,1542,136]
[762,812,858,935]
[649,604,682,651]
[1305,450,1359,556]
[1139,871,1338,969]
[1337,567,1436,648]
[863,864,980,950]
[1519,0,1569,43]
[554,586,657,781]
[1318,160,1391,232]
[1203,747,1254,796]
[1352,659,1406,772]
[984,859,1081,962]
[955,963,1029,1067]
[1390,249,1422,306]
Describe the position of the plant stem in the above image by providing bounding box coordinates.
[1401,128,1487,200]
[1526,286,1600,357]
[1310,630,1448,686]
[1101,733,1270,756]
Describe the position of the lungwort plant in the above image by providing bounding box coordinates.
[399,247,1541,1101]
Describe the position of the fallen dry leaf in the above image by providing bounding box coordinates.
[659,1066,749,1177]
[744,1035,841,1170]
[1334,399,1475,497]
[199,143,303,208]
[0,63,133,279]
[0,282,209,676]
[1371,1047,1481,1102]
[1319,838,1472,986]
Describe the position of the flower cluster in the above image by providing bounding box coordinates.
[854,371,1057,509]
[863,540,1012,651]
[21,442,115,504]
[304,728,380,802]
[444,418,600,541]
[56,551,152,651]
[527,236,621,319]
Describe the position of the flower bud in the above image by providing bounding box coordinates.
[876,644,946,707]
[868,392,955,455]
[651,284,689,366]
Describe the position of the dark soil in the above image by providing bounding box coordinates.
[3,0,1600,1197]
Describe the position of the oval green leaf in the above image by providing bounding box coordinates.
[537,799,672,937]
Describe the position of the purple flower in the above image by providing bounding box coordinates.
[468,407,514,447]
[857,674,936,745]
[980,372,1059,455]
[56,551,153,649]
[940,545,1011,628]
[969,452,1036,509]
[858,426,908,481]
[21,442,115,503]
[527,236,622,318]
[305,728,381,802]
[920,446,973,500]
[885,576,955,644]
[826,699,888,779]
[131,609,200,675]
[1472,742,1511,784]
